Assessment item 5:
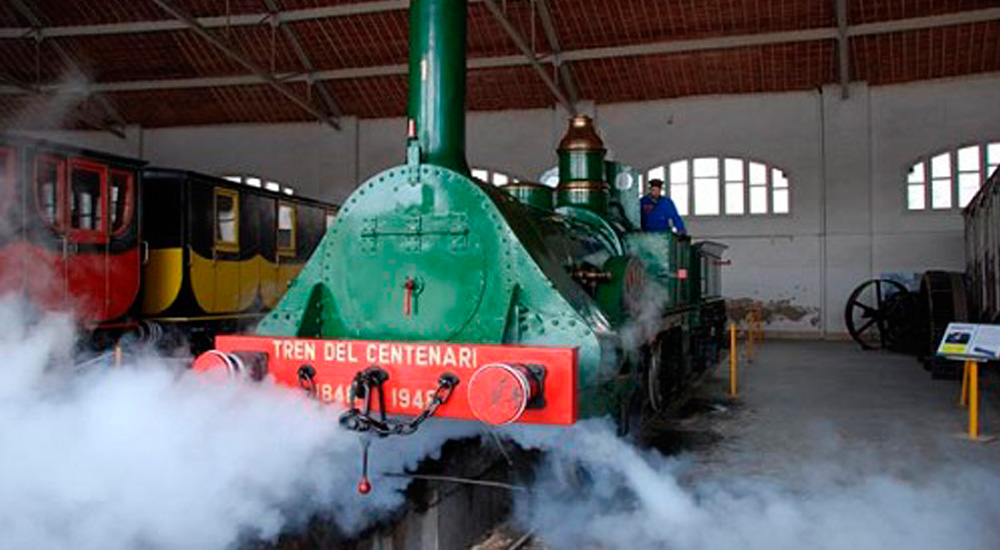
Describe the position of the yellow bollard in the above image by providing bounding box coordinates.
[969,360,980,439]
[729,323,738,397]
[960,359,971,408]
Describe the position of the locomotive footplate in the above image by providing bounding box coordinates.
[194,335,578,427]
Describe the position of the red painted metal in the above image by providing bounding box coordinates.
[66,159,109,245]
[403,278,415,317]
[109,169,135,236]
[0,242,140,325]
[209,335,578,425]
[466,363,538,425]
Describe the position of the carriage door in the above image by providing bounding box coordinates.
[66,159,110,322]
[213,188,241,313]
[33,155,68,311]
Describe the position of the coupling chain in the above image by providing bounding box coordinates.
[332,366,459,437]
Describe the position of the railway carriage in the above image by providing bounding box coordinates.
[140,169,337,340]
[0,135,339,347]
[0,135,143,328]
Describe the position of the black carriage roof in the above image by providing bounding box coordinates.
[0,132,146,168]
[142,167,339,210]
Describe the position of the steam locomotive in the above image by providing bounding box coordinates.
[195,0,729,439]
[0,134,339,347]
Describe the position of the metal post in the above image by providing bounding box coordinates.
[113,342,123,368]
[969,360,979,439]
[729,323,738,397]
[961,359,971,407]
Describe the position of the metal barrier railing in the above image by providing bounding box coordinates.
[729,307,765,398]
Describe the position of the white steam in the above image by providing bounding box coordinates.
[2,73,94,133]
[0,298,480,550]
[509,420,1000,550]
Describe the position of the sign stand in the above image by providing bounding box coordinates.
[939,323,998,443]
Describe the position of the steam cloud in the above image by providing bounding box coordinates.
[509,420,1000,550]
[0,297,480,550]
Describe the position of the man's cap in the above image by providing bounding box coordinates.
[648,179,664,188]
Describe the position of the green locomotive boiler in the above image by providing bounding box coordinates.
[196,0,727,436]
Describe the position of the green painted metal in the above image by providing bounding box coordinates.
[258,163,619,415]
[252,0,721,426]
[408,0,469,176]
[500,182,554,210]
[595,256,642,326]
[558,151,605,183]
[625,231,678,308]
[675,236,693,305]
[555,186,610,216]
[605,161,642,229]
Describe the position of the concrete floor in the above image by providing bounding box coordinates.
[685,340,1000,484]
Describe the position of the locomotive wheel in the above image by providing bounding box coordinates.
[844,279,909,350]
[647,334,681,413]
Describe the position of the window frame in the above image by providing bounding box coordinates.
[646,156,792,218]
[276,201,297,257]
[108,169,135,237]
[34,154,66,230]
[213,187,240,253]
[65,158,110,244]
[905,141,1000,213]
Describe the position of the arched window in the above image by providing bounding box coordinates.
[471,168,519,186]
[646,157,790,216]
[906,142,1000,211]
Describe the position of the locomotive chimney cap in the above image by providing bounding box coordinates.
[558,114,605,152]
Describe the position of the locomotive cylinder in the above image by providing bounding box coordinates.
[557,115,611,214]
[407,0,470,176]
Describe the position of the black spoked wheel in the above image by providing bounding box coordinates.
[845,279,910,350]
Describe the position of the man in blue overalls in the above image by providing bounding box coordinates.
[640,179,686,234]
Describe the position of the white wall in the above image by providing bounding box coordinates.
[593,74,1000,337]
[15,72,1000,337]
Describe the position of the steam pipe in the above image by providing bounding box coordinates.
[408,0,470,176]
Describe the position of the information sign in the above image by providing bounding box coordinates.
[937,323,1000,360]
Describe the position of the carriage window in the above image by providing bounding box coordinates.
[277,202,296,254]
[214,189,239,248]
[35,157,64,227]
[69,163,105,231]
[109,170,133,234]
